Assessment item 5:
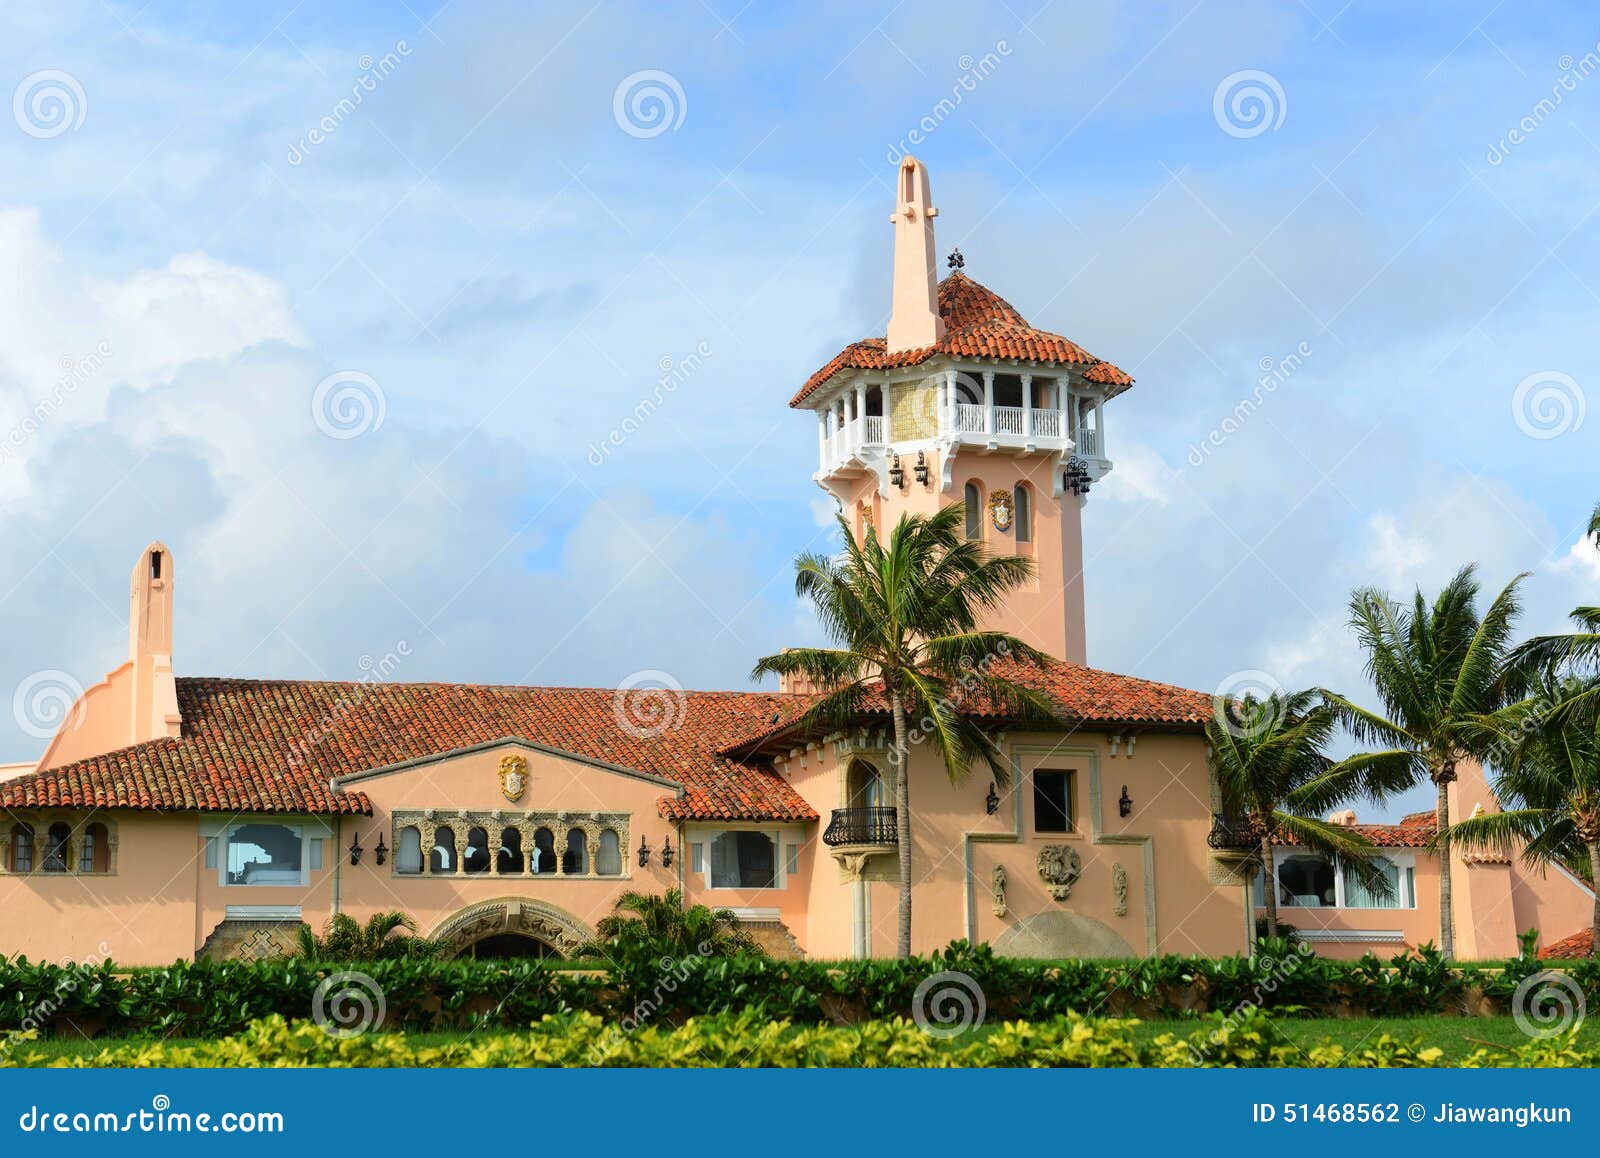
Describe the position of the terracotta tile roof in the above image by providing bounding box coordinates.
[1539,929,1595,959]
[1272,810,1437,849]
[725,656,1212,754]
[0,678,818,823]
[791,272,1133,406]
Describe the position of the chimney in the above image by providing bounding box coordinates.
[886,155,946,354]
[1327,808,1358,827]
[128,541,182,744]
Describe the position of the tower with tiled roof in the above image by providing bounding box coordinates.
[795,156,1132,663]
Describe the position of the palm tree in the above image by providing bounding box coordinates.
[752,503,1057,958]
[1324,565,1526,958]
[1437,675,1600,957]
[296,911,442,961]
[1507,502,1600,682]
[576,887,760,960]
[1207,690,1394,942]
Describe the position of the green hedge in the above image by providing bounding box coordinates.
[7,1009,1600,1068]
[2,940,1594,1039]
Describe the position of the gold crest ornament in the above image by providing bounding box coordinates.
[989,489,1014,533]
[498,754,528,803]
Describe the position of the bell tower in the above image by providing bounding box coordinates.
[791,157,1132,665]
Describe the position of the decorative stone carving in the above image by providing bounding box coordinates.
[497,754,528,802]
[1036,844,1082,901]
[990,864,1007,918]
[430,897,594,957]
[1112,862,1128,916]
[391,809,630,879]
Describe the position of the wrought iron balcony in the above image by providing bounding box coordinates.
[1206,815,1258,852]
[823,807,898,848]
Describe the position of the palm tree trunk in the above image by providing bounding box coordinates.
[1589,842,1600,960]
[1259,835,1279,944]
[891,689,913,959]
[1436,776,1455,960]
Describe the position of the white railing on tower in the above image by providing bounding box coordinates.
[1031,409,1061,438]
[863,416,884,445]
[992,405,1024,436]
[955,403,985,433]
[1074,427,1100,457]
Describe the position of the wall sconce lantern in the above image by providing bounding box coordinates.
[914,450,929,486]
[348,833,363,866]
[985,782,999,815]
[888,454,905,488]
[1064,457,1092,496]
[638,835,652,868]
[1119,785,1132,818]
[661,836,674,869]
[375,834,388,866]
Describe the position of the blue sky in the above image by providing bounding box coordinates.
[3,1,1599,818]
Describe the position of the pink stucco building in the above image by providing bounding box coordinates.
[0,158,1590,965]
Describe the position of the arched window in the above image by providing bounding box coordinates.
[8,824,33,873]
[395,827,423,874]
[564,829,588,875]
[596,829,622,876]
[430,826,456,873]
[464,826,491,873]
[498,827,525,874]
[80,823,110,873]
[847,760,883,808]
[530,827,556,875]
[964,482,982,540]
[42,823,70,873]
[1014,484,1032,544]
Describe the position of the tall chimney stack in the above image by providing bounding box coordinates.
[886,156,945,354]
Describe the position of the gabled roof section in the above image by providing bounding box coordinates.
[0,677,817,822]
[792,272,1133,407]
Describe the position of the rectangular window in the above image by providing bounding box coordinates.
[1341,857,1402,909]
[785,844,800,875]
[1033,770,1074,832]
[204,836,217,869]
[690,843,704,873]
[225,823,305,886]
[1275,853,1336,908]
[710,831,777,889]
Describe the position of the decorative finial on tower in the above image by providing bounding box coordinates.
[886,155,947,354]
[947,247,964,271]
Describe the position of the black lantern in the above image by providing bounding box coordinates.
[1064,457,1092,496]
[888,454,905,488]
[661,836,674,869]
[638,834,651,868]
[348,832,363,866]
[1119,784,1132,818]
[374,833,388,866]
[914,450,929,486]
[985,782,999,815]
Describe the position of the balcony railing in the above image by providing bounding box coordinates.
[862,415,884,445]
[1207,815,1258,852]
[1031,409,1062,438]
[823,806,898,848]
[1073,427,1100,457]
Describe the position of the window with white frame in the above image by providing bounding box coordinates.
[710,831,776,888]
[203,820,325,887]
[1253,850,1416,910]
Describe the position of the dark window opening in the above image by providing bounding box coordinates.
[1033,770,1074,833]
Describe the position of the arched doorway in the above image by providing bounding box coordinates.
[429,897,594,959]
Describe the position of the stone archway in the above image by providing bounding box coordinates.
[429,897,594,959]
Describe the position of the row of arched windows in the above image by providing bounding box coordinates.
[963,481,1032,544]
[393,824,624,877]
[5,822,112,874]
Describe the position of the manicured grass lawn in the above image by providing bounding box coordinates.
[16,1015,1594,1065]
